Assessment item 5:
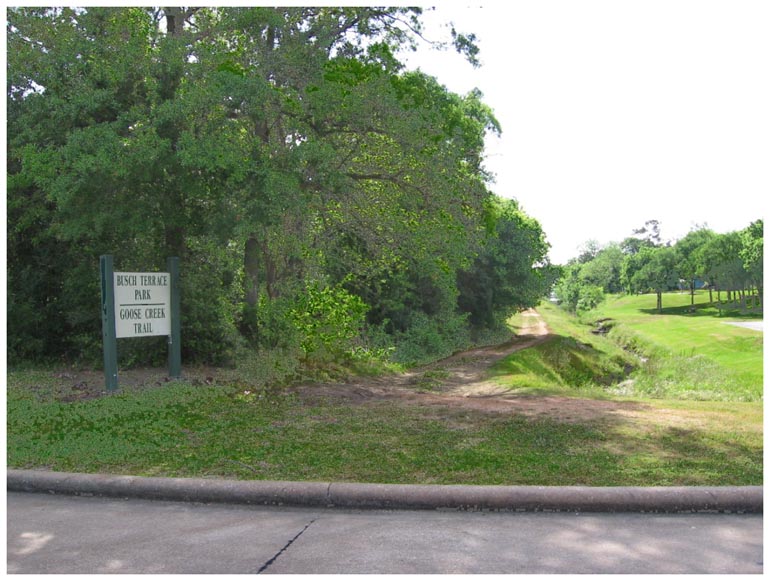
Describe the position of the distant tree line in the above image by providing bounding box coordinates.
[7,7,553,368]
[554,219,763,313]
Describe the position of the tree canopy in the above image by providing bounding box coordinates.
[555,220,763,314]
[8,7,550,367]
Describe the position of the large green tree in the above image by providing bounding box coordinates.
[457,197,551,327]
[696,232,750,302]
[739,220,763,296]
[9,7,542,367]
[624,246,679,313]
[674,226,715,305]
[579,243,624,294]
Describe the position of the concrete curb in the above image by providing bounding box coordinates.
[7,469,763,513]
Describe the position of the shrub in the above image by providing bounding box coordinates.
[288,282,368,362]
[576,285,605,312]
[389,311,471,366]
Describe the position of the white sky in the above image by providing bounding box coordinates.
[3,2,767,265]
[402,1,769,264]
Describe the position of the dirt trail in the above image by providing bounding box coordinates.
[416,308,552,396]
[294,309,644,422]
[31,309,644,421]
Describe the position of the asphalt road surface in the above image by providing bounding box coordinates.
[7,492,763,574]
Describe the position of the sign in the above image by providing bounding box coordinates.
[114,272,171,338]
[100,256,181,391]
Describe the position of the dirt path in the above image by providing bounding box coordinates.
[295,309,549,398]
[27,309,644,421]
[414,308,552,396]
[293,310,645,422]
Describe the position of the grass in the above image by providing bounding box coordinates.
[6,290,763,486]
[491,295,763,403]
[593,291,763,401]
[6,378,762,486]
[490,301,635,398]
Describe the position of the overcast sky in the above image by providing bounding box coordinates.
[3,2,766,265]
[402,1,768,264]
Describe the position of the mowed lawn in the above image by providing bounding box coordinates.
[6,291,763,486]
[6,375,763,487]
[593,291,763,396]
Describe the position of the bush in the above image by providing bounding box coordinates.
[175,248,241,366]
[388,311,471,366]
[288,282,368,362]
[576,285,605,312]
[241,294,300,352]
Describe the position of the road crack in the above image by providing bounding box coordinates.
[256,519,316,574]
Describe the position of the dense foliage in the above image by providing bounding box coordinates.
[8,7,552,368]
[554,220,763,313]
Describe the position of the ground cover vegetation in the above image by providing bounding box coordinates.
[488,301,638,397]
[7,292,763,486]
[8,358,763,486]
[595,292,762,402]
[7,9,762,488]
[500,296,762,403]
[8,7,554,372]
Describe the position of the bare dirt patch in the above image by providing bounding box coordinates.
[20,367,221,402]
[27,310,645,422]
[292,309,646,423]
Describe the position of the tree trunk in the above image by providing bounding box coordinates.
[263,239,277,299]
[244,236,260,308]
[657,290,663,313]
[159,9,189,261]
[164,224,185,260]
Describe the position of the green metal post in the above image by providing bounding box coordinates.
[167,256,182,378]
[100,255,119,391]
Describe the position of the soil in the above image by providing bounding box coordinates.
[289,309,646,423]
[20,363,228,403]
[24,309,644,421]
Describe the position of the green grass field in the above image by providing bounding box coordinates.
[6,290,763,486]
[594,291,763,401]
[6,375,762,486]
[495,293,762,402]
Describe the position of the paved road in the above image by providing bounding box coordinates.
[725,320,763,332]
[7,492,763,574]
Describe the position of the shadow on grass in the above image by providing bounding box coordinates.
[7,373,763,486]
[638,301,763,319]
[599,422,764,486]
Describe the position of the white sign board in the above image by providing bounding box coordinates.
[114,272,171,338]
